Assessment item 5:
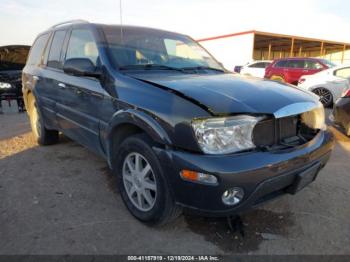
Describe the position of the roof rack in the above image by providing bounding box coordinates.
[50,19,89,29]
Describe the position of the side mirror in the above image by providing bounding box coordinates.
[63,58,101,78]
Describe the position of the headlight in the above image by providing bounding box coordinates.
[301,102,326,130]
[0,82,11,89]
[192,115,261,154]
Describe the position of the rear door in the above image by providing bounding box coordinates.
[267,60,286,79]
[39,29,68,129]
[56,26,106,155]
[22,33,55,127]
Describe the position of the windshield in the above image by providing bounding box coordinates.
[0,46,30,71]
[320,59,336,68]
[102,26,224,71]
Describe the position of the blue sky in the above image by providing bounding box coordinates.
[1,0,350,46]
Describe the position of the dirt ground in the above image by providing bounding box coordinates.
[1,101,350,255]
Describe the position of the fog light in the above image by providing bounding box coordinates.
[222,187,244,206]
[180,170,218,185]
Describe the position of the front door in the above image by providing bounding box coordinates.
[56,27,106,156]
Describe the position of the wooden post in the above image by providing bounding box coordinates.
[341,44,346,64]
[320,42,324,57]
[268,43,272,60]
[290,38,295,57]
[298,46,302,57]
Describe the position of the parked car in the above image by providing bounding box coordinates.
[240,60,271,78]
[298,65,350,107]
[0,45,30,113]
[23,20,334,225]
[332,88,350,136]
[265,58,335,85]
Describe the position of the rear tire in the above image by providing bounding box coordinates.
[115,133,181,225]
[28,94,59,145]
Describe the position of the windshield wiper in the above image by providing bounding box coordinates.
[181,66,225,72]
[119,64,185,72]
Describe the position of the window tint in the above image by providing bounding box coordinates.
[47,30,67,69]
[334,67,350,78]
[287,60,304,69]
[27,34,49,66]
[275,60,288,68]
[65,29,98,66]
[304,60,323,70]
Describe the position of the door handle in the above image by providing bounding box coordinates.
[76,89,83,95]
[58,83,66,89]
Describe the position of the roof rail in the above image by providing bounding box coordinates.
[50,19,89,29]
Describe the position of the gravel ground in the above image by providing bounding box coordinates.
[0,101,350,255]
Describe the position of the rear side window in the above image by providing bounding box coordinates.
[65,29,99,66]
[47,30,67,69]
[304,60,323,70]
[287,60,304,69]
[27,34,49,66]
[274,60,287,68]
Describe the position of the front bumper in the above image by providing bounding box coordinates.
[155,130,334,216]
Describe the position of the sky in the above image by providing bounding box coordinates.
[0,0,350,46]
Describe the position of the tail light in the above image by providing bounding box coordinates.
[342,88,350,97]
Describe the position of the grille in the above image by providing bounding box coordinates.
[253,115,317,149]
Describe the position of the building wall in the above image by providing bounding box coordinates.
[199,33,255,71]
[321,50,350,65]
[253,49,350,64]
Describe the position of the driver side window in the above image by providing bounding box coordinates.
[65,29,99,66]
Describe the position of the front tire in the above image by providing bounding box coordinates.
[28,94,59,145]
[115,133,181,225]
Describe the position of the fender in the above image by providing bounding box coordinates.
[103,109,172,168]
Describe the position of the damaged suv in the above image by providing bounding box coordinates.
[23,21,334,225]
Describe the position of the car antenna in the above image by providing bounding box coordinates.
[119,0,124,43]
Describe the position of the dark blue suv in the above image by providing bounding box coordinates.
[22,20,334,225]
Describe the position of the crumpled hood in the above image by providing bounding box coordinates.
[129,72,320,117]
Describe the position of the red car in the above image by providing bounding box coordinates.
[264,58,335,85]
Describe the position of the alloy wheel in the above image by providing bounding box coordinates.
[313,88,332,106]
[122,152,157,212]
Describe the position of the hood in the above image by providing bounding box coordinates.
[128,72,319,117]
[0,45,29,72]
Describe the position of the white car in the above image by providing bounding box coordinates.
[240,60,272,78]
[298,64,350,107]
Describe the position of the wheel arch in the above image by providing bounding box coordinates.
[104,109,172,169]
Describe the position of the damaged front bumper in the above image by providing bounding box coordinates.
[155,129,334,216]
